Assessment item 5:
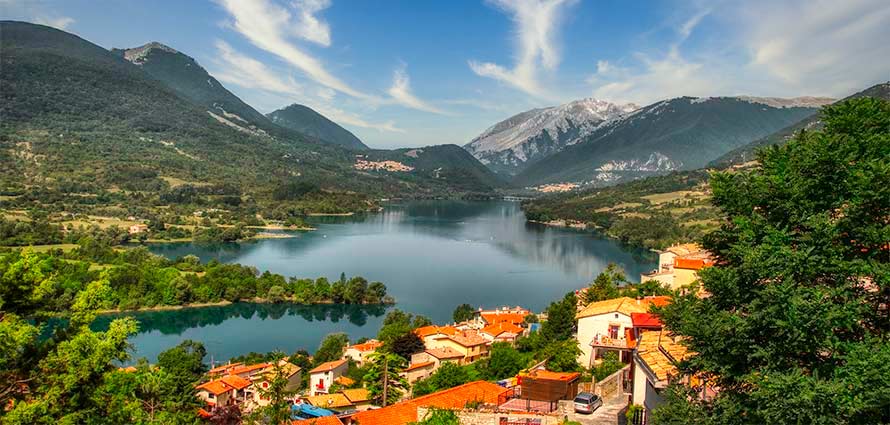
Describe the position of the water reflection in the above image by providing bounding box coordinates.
[91,303,388,335]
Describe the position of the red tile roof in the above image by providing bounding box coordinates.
[349,381,507,425]
[521,370,580,382]
[310,359,348,374]
[229,362,271,376]
[481,322,523,337]
[196,375,252,395]
[208,362,243,375]
[425,347,464,360]
[674,258,714,270]
[481,312,526,326]
[631,312,663,328]
[346,340,383,352]
[414,325,459,339]
[444,331,488,347]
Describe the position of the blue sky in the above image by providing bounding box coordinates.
[4,0,889,149]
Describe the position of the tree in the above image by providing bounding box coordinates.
[539,339,581,373]
[363,352,408,406]
[582,263,625,305]
[653,98,890,424]
[377,309,430,345]
[482,343,528,380]
[413,362,471,397]
[541,292,577,342]
[248,354,296,425]
[452,303,475,323]
[156,339,207,408]
[411,408,460,425]
[314,333,349,364]
[390,332,425,361]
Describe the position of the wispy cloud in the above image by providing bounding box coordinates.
[208,40,402,133]
[387,65,451,115]
[216,0,372,100]
[3,0,75,29]
[469,0,576,98]
[34,15,75,29]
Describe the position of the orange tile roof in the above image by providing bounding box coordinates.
[636,330,692,383]
[208,362,243,374]
[310,359,348,374]
[445,331,488,347]
[674,258,714,270]
[342,388,371,403]
[292,416,344,425]
[414,325,459,339]
[196,374,252,395]
[521,369,580,382]
[663,243,704,256]
[631,312,663,328]
[577,296,671,319]
[481,312,527,326]
[425,347,465,360]
[229,362,272,376]
[335,376,355,386]
[405,361,435,371]
[481,322,523,337]
[346,340,383,352]
[304,393,354,409]
[349,381,507,425]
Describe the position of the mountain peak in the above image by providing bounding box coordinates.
[268,104,368,150]
[119,42,180,65]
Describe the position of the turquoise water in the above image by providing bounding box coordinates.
[113,200,654,362]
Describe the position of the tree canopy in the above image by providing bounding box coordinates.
[653,98,890,424]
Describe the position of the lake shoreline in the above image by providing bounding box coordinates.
[95,297,395,315]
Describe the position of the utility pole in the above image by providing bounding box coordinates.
[382,356,389,407]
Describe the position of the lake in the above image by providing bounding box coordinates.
[112,200,655,362]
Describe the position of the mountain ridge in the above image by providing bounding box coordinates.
[268,104,368,150]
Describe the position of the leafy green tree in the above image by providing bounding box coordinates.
[591,351,624,380]
[582,263,625,304]
[482,343,528,380]
[541,292,577,342]
[364,352,408,406]
[413,362,471,397]
[653,98,890,424]
[314,333,349,364]
[452,303,475,323]
[539,339,581,373]
[247,354,296,425]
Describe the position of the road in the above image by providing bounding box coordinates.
[559,395,628,425]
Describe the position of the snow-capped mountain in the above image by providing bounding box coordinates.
[463,98,639,174]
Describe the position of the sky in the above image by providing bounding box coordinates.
[4,0,889,149]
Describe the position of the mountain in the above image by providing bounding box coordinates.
[512,96,827,187]
[710,83,890,167]
[464,98,638,175]
[360,144,505,194]
[268,104,367,150]
[0,21,498,206]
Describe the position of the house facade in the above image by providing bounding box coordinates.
[575,296,671,367]
[309,359,349,395]
[424,331,489,365]
[639,243,714,290]
[195,375,252,409]
[632,330,692,422]
[342,339,383,366]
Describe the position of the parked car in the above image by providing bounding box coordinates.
[573,392,603,414]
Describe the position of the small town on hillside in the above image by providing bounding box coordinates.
[183,243,715,425]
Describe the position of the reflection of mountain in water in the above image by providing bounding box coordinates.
[90,303,389,335]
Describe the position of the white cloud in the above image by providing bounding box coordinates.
[469,0,576,98]
[737,0,890,96]
[208,40,402,133]
[34,15,74,29]
[216,0,372,100]
[387,65,450,115]
[291,0,332,47]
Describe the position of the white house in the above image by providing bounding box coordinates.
[341,339,383,366]
[308,359,348,395]
[244,360,302,410]
[195,374,252,409]
[632,330,691,422]
[575,296,670,367]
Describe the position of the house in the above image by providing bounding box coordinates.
[128,223,148,234]
[632,330,693,422]
[341,339,383,366]
[402,348,464,384]
[207,362,243,377]
[640,243,714,290]
[303,392,354,412]
[228,362,272,379]
[575,296,671,367]
[479,307,529,328]
[309,359,349,395]
[347,381,507,425]
[245,360,302,410]
[341,388,374,411]
[195,374,252,408]
[480,322,524,344]
[423,331,489,364]
[414,325,459,345]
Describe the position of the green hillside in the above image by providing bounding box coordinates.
[268,104,368,150]
[710,82,890,167]
[513,97,819,186]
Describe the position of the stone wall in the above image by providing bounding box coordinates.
[416,407,560,425]
[595,365,630,399]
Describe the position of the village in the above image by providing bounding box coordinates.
[187,243,716,425]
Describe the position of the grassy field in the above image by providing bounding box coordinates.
[5,243,80,252]
[62,216,141,229]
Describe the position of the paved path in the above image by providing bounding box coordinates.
[559,395,628,425]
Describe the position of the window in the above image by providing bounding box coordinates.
[262,382,268,389]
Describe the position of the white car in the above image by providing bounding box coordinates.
[573,392,603,414]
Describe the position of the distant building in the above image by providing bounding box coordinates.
[639,243,714,290]
[342,339,383,366]
[402,348,464,384]
[244,360,302,410]
[479,322,524,344]
[309,359,349,395]
[128,223,148,234]
[423,330,489,365]
[195,374,252,408]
